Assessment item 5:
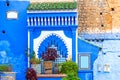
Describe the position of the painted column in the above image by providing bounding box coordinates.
[72,28,77,62]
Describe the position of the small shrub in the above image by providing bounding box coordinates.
[62,73,80,80]
[61,61,80,80]
[61,61,78,75]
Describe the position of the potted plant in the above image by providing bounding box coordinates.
[42,48,59,74]
[0,64,15,80]
[0,64,12,72]
[30,51,41,64]
[0,64,9,72]
[25,49,41,74]
[30,51,41,74]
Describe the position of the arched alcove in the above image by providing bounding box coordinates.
[38,34,68,58]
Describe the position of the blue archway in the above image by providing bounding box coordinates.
[38,34,68,58]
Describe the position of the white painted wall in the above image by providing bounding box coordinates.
[33,30,72,58]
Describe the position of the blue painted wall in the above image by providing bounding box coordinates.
[0,1,101,80]
[78,38,101,80]
[27,11,78,62]
[80,33,120,80]
[93,40,120,80]
[0,0,29,80]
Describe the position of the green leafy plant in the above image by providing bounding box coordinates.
[0,64,12,72]
[61,61,78,75]
[61,61,80,80]
[57,63,62,73]
[25,49,41,64]
[30,57,41,64]
[62,72,80,80]
[30,51,41,64]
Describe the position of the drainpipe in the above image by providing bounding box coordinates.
[28,30,30,68]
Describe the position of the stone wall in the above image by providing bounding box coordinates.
[78,0,120,33]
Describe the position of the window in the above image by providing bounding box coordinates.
[7,11,18,19]
[78,54,90,70]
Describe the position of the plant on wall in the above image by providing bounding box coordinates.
[42,48,59,61]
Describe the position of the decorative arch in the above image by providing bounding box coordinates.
[38,34,68,58]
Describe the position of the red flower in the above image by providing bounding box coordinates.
[42,48,59,61]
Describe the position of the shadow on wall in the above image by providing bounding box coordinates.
[0,40,28,80]
[0,40,13,64]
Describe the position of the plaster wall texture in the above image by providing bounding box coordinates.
[93,40,120,80]
[0,1,29,80]
[78,0,120,33]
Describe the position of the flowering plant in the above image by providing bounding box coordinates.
[26,68,37,80]
[42,48,59,61]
